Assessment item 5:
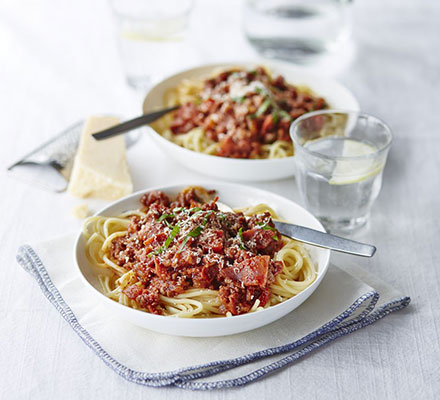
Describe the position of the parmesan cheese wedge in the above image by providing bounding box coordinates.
[68,116,133,200]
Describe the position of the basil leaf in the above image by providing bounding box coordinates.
[178,211,213,252]
[231,96,245,104]
[179,236,191,251]
[188,225,203,237]
[148,224,180,257]
[279,110,292,121]
[157,213,174,222]
[179,225,202,252]
[255,99,271,117]
[217,213,226,221]
[257,222,279,240]
[238,227,247,250]
[147,246,163,258]
[202,211,213,227]
[164,225,180,249]
[238,227,244,240]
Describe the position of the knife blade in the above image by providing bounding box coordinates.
[273,221,376,257]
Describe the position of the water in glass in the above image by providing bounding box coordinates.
[111,0,195,90]
[243,0,351,61]
[296,137,384,233]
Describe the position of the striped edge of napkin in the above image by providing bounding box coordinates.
[17,244,410,390]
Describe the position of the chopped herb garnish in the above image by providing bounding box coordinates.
[279,110,292,121]
[178,211,213,252]
[189,225,204,237]
[231,96,245,104]
[179,225,202,252]
[179,236,191,251]
[189,207,202,213]
[255,99,271,117]
[202,211,213,226]
[217,213,226,221]
[272,112,279,125]
[257,222,279,241]
[148,224,180,257]
[147,250,158,258]
[157,213,174,222]
[255,86,263,94]
[164,225,180,249]
[238,227,247,250]
[257,222,276,232]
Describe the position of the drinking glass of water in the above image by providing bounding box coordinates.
[243,0,352,62]
[290,110,392,234]
[109,0,195,91]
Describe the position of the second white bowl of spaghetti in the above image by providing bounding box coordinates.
[143,61,360,182]
[74,183,330,337]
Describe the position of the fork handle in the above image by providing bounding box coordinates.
[92,105,179,140]
[274,221,376,257]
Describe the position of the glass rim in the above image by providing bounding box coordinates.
[109,0,194,19]
[289,109,393,162]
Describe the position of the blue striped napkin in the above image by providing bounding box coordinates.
[17,235,410,390]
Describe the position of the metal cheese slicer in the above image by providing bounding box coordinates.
[6,119,141,192]
[6,107,178,192]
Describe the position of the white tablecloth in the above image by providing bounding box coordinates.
[1,0,439,398]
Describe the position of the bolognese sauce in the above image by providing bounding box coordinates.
[169,67,327,159]
[110,187,284,316]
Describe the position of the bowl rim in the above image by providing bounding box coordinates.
[142,60,361,164]
[74,182,331,325]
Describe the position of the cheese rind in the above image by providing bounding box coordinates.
[68,116,133,200]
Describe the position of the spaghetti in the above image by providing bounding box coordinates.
[83,187,316,318]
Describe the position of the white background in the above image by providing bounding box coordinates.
[1,0,439,398]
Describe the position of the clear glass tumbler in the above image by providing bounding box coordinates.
[243,0,352,62]
[109,0,195,91]
[290,110,392,234]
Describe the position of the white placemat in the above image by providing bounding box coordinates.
[17,234,410,390]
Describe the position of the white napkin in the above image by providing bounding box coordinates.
[17,234,410,390]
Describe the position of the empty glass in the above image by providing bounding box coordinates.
[290,110,392,234]
[109,0,195,91]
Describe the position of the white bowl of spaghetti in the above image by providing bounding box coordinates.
[74,183,330,337]
[143,62,360,182]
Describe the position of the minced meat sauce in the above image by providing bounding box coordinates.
[169,66,327,159]
[111,187,284,316]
